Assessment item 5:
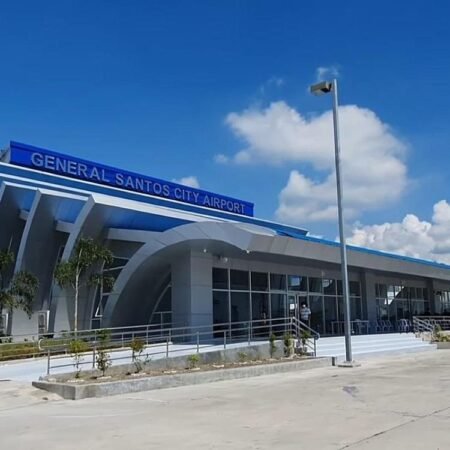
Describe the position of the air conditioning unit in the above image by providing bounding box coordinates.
[0,313,9,336]
[37,310,50,336]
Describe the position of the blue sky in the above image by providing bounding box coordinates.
[1,1,450,261]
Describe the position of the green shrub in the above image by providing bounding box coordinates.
[130,338,146,373]
[269,333,277,358]
[0,342,37,360]
[96,329,112,376]
[69,339,90,377]
[238,351,248,363]
[283,332,294,357]
[300,330,312,349]
[187,353,201,369]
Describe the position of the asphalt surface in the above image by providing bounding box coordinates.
[1,350,450,449]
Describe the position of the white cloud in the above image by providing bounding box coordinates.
[214,153,229,164]
[259,76,285,95]
[224,101,408,223]
[172,176,200,189]
[347,200,450,264]
[315,65,340,82]
[267,76,284,87]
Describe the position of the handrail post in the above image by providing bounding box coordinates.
[92,345,96,368]
[196,331,200,354]
[47,350,50,375]
[166,336,169,359]
[224,330,227,350]
[248,322,251,346]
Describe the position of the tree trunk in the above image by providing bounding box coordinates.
[74,272,79,334]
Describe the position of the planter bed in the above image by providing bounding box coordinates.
[33,356,332,400]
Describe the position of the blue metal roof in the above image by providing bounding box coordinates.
[4,147,447,271]
[0,162,308,236]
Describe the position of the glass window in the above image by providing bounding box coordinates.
[230,292,250,338]
[396,299,410,320]
[387,285,395,302]
[309,277,322,293]
[349,281,361,297]
[308,295,323,334]
[213,268,228,290]
[104,257,129,270]
[270,273,286,291]
[323,279,336,295]
[337,280,343,296]
[158,286,172,311]
[376,284,387,298]
[288,275,307,291]
[324,296,337,334]
[230,292,250,323]
[412,299,425,316]
[251,293,269,320]
[376,298,388,320]
[251,272,268,291]
[337,296,344,322]
[102,268,122,294]
[271,294,286,319]
[351,297,363,320]
[213,291,229,325]
[252,293,269,338]
[230,270,249,290]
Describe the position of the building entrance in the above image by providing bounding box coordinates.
[288,293,308,322]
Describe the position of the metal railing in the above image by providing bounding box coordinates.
[290,316,320,356]
[0,321,171,362]
[42,316,319,375]
[413,316,450,333]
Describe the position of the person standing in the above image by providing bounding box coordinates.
[300,302,311,326]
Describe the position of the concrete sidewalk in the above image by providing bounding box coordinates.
[1,351,450,449]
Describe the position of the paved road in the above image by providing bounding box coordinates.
[1,350,450,449]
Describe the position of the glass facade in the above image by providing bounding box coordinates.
[436,290,450,315]
[375,283,429,322]
[91,256,129,328]
[212,268,363,335]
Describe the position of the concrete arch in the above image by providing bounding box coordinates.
[0,182,36,255]
[11,189,86,334]
[49,195,99,332]
[102,221,275,327]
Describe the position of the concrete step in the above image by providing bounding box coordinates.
[317,341,430,353]
[319,333,417,342]
[324,343,437,360]
[315,333,434,358]
[318,336,424,345]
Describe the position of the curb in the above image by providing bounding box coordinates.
[32,357,332,400]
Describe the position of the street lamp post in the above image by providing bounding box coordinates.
[310,79,353,363]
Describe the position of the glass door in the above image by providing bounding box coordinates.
[288,293,308,321]
[288,294,298,319]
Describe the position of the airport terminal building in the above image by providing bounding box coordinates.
[1,141,450,337]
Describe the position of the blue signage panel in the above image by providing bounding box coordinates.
[8,142,254,217]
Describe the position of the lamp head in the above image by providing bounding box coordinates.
[310,81,334,96]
